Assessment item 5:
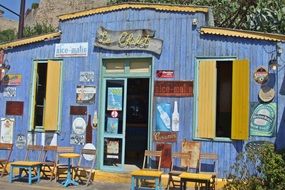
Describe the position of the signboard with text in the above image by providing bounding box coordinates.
[154,81,193,97]
[95,27,163,55]
[55,42,88,57]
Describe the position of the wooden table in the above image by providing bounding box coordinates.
[59,153,80,187]
[9,161,42,184]
[131,170,163,190]
[179,172,215,190]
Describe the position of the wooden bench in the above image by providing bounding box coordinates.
[9,161,42,184]
[179,172,215,190]
[131,170,163,190]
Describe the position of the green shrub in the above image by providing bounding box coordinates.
[224,143,285,190]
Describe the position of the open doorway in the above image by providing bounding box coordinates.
[125,78,149,167]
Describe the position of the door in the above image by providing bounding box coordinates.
[102,78,127,171]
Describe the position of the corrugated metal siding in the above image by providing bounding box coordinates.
[0,40,59,161]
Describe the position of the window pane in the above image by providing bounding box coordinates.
[130,61,150,73]
[105,61,124,73]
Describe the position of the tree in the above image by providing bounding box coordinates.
[108,0,285,34]
[0,29,17,43]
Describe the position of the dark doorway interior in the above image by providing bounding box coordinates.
[125,78,149,167]
[34,63,47,128]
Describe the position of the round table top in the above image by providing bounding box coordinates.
[59,153,80,159]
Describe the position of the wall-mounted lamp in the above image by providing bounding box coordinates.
[269,58,281,71]
[0,63,10,81]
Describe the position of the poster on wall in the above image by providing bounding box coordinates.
[70,117,86,145]
[76,85,96,104]
[181,140,201,168]
[3,87,16,97]
[79,71,95,82]
[250,103,276,137]
[41,133,57,146]
[2,74,22,86]
[15,134,26,149]
[107,117,118,134]
[107,87,123,110]
[0,118,14,143]
[107,140,119,155]
[156,103,171,131]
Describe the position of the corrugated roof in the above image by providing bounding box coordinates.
[200,27,285,42]
[0,32,61,50]
[58,2,209,21]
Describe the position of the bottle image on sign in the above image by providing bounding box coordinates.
[156,103,171,131]
[172,101,179,131]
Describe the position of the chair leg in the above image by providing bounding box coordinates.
[166,174,171,190]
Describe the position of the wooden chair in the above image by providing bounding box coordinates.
[0,143,13,177]
[142,150,162,170]
[52,146,75,182]
[41,145,57,180]
[198,153,218,190]
[73,148,96,186]
[166,152,191,190]
[24,145,44,161]
[131,150,163,190]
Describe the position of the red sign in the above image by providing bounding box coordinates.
[156,70,174,78]
[153,132,177,142]
[154,81,193,97]
[111,110,118,118]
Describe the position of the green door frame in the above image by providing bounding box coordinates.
[97,57,153,172]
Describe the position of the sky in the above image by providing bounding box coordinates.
[0,0,40,20]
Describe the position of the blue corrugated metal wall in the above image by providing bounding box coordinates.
[1,7,284,178]
[1,40,59,161]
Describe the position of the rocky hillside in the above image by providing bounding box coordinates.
[0,11,18,32]
[25,0,108,28]
[0,0,108,32]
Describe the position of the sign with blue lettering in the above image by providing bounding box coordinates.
[55,42,88,57]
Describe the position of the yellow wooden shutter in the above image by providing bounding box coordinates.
[231,59,250,140]
[43,60,61,131]
[197,60,216,138]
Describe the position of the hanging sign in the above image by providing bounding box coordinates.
[253,66,268,84]
[95,27,163,55]
[250,103,276,137]
[15,134,26,149]
[2,74,22,85]
[55,42,88,57]
[76,85,96,104]
[154,81,193,97]
[259,87,275,102]
[79,71,95,82]
[153,132,177,142]
[156,70,174,78]
[0,118,14,144]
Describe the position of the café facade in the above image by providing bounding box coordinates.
[0,3,285,178]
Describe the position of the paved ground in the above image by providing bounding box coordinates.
[0,176,131,190]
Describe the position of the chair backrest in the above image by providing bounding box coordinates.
[77,148,96,169]
[56,146,75,163]
[0,143,13,160]
[198,153,218,174]
[142,150,162,170]
[24,145,43,161]
[170,152,192,172]
[41,145,58,162]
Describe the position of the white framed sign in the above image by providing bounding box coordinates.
[0,118,14,143]
[55,42,88,57]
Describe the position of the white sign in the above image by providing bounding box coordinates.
[0,118,14,143]
[55,42,88,57]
